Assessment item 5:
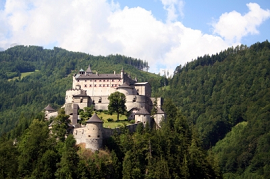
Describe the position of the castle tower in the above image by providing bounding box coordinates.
[79,68,85,75]
[154,108,165,128]
[44,104,57,120]
[85,113,104,151]
[135,107,151,126]
[85,65,93,75]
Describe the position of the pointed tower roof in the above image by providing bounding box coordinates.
[86,113,103,123]
[135,107,150,115]
[86,65,92,74]
[157,108,165,114]
[44,104,56,111]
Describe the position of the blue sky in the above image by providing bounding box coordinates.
[117,0,270,46]
[0,0,269,74]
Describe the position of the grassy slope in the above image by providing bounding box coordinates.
[95,111,132,128]
[8,70,39,81]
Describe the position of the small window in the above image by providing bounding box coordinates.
[103,84,105,87]
[107,84,109,87]
[77,80,79,82]
[85,80,87,82]
[84,85,87,87]
[103,80,105,82]
[94,84,96,87]
[94,80,96,82]
[99,84,101,87]
[112,79,114,82]
[99,80,101,82]
[89,85,92,87]
[88,135,91,137]
[97,135,100,138]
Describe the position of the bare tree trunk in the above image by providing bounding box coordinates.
[117,112,119,121]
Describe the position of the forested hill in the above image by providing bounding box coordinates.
[0,46,221,178]
[160,40,270,178]
[0,45,163,136]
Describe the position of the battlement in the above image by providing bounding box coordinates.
[66,88,84,91]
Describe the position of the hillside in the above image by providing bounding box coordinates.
[160,40,270,177]
[0,46,164,136]
[1,41,270,178]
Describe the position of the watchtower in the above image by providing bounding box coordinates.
[85,113,104,151]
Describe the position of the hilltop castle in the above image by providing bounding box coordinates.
[45,65,165,151]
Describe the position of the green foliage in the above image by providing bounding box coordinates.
[1,39,270,178]
[0,100,220,178]
[107,118,113,122]
[79,106,94,124]
[17,119,50,177]
[51,108,70,142]
[106,101,220,178]
[55,135,80,179]
[151,97,158,118]
[162,40,270,177]
[0,139,18,178]
[108,91,127,121]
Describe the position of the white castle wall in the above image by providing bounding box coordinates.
[150,97,163,108]
[73,77,122,97]
[65,89,84,103]
[135,114,151,126]
[126,95,147,111]
[117,88,136,96]
[154,113,165,128]
[73,128,85,144]
[45,111,58,120]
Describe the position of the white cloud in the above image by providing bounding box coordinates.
[161,0,185,22]
[212,3,270,44]
[0,1,269,74]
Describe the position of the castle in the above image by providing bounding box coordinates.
[45,65,165,151]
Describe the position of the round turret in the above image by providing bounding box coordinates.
[85,113,104,151]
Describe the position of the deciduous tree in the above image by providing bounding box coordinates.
[108,91,126,121]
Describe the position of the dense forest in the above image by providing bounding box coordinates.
[1,41,270,178]
[0,102,220,178]
[0,46,165,136]
[159,40,270,178]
